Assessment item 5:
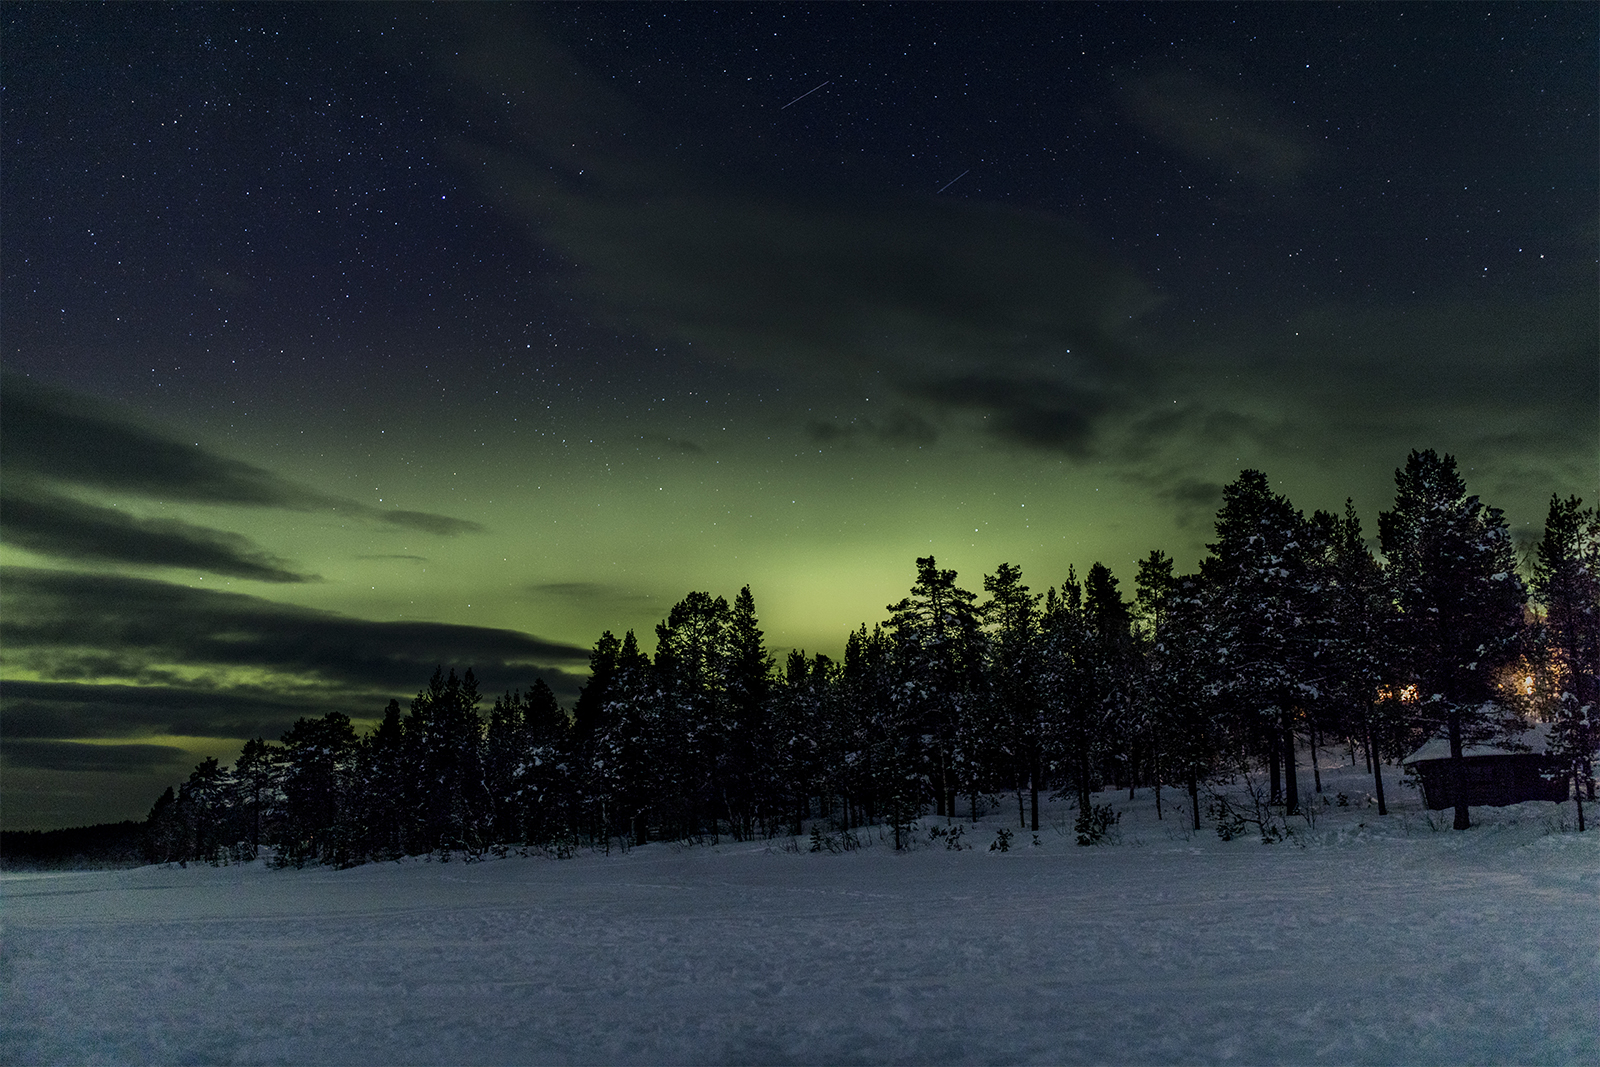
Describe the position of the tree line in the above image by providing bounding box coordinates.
[143,449,1599,867]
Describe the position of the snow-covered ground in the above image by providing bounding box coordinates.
[4,763,1597,1066]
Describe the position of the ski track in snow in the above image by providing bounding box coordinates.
[3,767,1597,1066]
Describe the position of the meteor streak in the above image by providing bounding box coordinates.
[781,80,831,109]
[937,169,970,193]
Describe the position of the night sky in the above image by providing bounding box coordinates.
[4,3,1595,830]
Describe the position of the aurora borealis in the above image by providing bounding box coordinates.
[3,3,1595,830]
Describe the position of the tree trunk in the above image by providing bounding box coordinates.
[1188,768,1201,832]
[1268,738,1281,804]
[1282,715,1299,815]
[1153,742,1163,821]
[1574,772,1585,832]
[1447,707,1471,830]
[1077,750,1092,821]
[1366,706,1387,816]
[1310,720,1322,794]
[1029,747,1040,833]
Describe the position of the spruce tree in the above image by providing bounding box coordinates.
[886,556,983,821]
[1320,501,1397,815]
[1040,569,1099,820]
[1084,563,1140,799]
[591,630,657,846]
[234,736,284,858]
[654,591,733,839]
[1379,449,1528,830]
[1134,551,1183,822]
[403,668,490,853]
[354,702,405,859]
[1145,572,1223,831]
[982,562,1043,829]
[1202,470,1320,813]
[277,712,358,866]
[1532,494,1600,829]
[723,586,775,839]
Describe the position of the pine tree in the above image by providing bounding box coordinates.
[277,712,358,866]
[526,678,573,840]
[573,631,622,746]
[846,620,919,847]
[233,736,284,858]
[1379,449,1528,830]
[591,630,657,846]
[1145,571,1224,831]
[486,688,531,844]
[835,624,891,833]
[770,648,833,834]
[1320,501,1397,815]
[1533,494,1600,829]
[144,786,182,864]
[1134,551,1182,822]
[723,586,775,839]
[354,701,406,859]
[982,562,1044,829]
[1040,569,1098,820]
[403,667,490,853]
[654,591,733,839]
[1202,470,1321,813]
[886,556,984,821]
[1084,563,1140,800]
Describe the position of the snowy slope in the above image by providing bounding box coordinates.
[4,764,1596,1066]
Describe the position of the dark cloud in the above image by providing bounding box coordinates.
[1118,69,1314,186]
[498,187,1156,399]
[377,510,485,536]
[1,377,485,535]
[0,486,316,583]
[434,15,1159,458]
[2,378,329,508]
[805,410,938,448]
[1144,291,1598,509]
[1157,477,1225,509]
[1,740,192,774]
[1127,403,1286,458]
[1,568,592,697]
[907,373,1111,455]
[0,679,349,742]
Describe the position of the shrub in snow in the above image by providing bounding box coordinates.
[927,824,969,850]
[1208,779,1296,844]
[809,827,865,854]
[1074,802,1121,846]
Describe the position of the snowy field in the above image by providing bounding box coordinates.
[4,764,1597,1066]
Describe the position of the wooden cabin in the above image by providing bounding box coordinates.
[1402,723,1568,810]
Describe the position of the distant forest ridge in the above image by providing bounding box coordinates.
[14,452,1598,868]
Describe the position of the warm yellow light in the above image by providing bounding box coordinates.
[1523,675,1535,695]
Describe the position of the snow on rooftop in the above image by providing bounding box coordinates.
[1403,720,1554,765]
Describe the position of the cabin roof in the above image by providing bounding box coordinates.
[1403,721,1552,765]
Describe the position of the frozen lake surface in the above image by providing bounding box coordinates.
[5,766,1597,1065]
